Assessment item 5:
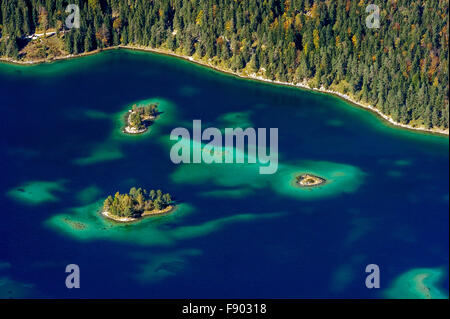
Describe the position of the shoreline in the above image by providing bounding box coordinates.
[1,45,448,137]
[123,126,147,134]
[101,205,175,223]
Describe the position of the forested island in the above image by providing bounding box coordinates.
[0,0,448,131]
[124,103,159,134]
[102,187,174,222]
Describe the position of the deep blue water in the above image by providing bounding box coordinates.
[0,49,448,298]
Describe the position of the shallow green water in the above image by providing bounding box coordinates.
[0,49,448,298]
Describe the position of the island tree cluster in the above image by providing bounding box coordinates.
[1,0,448,129]
[102,187,173,218]
[128,103,159,130]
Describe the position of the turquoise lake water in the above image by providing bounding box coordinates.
[0,49,448,298]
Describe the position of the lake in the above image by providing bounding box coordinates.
[0,49,448,298]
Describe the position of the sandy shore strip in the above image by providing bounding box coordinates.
[124,126,147,134]
[101,205,175,223]
[1,45,448,136]
[101,211,137,222]
[141,205,174,216]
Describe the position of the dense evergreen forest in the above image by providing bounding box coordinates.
[0,0,448,129]
[103,188,173,218]
[128,103,159,130]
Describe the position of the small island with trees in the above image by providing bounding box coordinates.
[124,103,160,134]
[296,173,327,188]
[101,187,174,222]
